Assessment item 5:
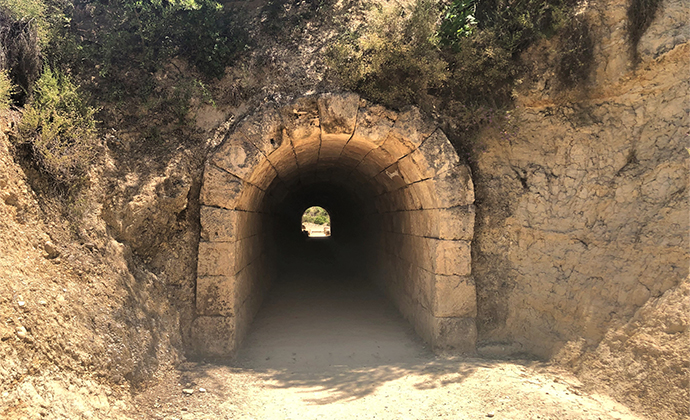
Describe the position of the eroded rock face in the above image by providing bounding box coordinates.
[472,1,689,415]
[474,42,689,354]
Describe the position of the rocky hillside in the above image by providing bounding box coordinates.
[0,0,687,418]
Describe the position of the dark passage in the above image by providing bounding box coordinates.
[235,182,430,370]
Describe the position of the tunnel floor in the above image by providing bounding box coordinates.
[234,237,432,371]
[137,242,642,418]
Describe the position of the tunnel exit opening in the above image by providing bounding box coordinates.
[301,206,331,237]
[193,93,477,358]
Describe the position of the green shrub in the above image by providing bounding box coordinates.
[0,71,14,110]
[0,8,41,105]
[326,0,448,108]
[72,0,247,80]
[17,68,98,186]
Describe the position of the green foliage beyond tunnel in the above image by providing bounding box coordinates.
[302,206,330,226]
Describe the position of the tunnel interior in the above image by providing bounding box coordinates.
[193,93,477,358]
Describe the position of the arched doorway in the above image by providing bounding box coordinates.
[193,93,476,357]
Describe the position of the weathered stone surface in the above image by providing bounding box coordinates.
[236,211,264,240]
[280,97,321,169]
[200,164,243,209]
[234,235,263,273]
[374,163,406,193]
[196,276,235,316]
[432,239,472,276]
[236,184,265,212]
[433,275,477,318]
[415,130,460,178]
[389,106,436,149]
[435,206,475,240]
[351,103,396,145]
[431,317,477,353]
[247,157,277,190]
[317,92,359,142]
[192,316,235,356]
[397,153,424,183]
[211,132,264,180]
[237,105,284,156]
[380,136,412,162]
[423,165,475,208]
[200,207,237,242]
[197,242,235,277]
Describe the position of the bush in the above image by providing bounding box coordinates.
[0,70,14,110]
[326,0,448,108]
[71,0,248,80]
[17,67,98,187]
[0,8,41,105]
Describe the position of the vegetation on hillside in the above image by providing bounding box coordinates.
[327,0,594,142]
[0,0,662,182]
[302,206,330,226]
[17,67,97,188]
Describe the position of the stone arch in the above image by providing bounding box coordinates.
[193,93,477,357]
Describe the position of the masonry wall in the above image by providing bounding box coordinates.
[192,94,478,357]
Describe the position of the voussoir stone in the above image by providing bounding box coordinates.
[317,92,360,142]
[200,206,237,242]
[200,163,243,209]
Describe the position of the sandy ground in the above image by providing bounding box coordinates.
[129,241,645,420]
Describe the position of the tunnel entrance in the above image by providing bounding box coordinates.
[193,94,477,358]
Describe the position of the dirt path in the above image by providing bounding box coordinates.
[131,264,645,420]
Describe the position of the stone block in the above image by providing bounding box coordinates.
[340,138,377,166]
[374,163,406,193]
[415,130,460,178]
[389,106,436,149]
[266,142,300,180]
[431,165,474,207]
[351,103,396,145]
[293,139,321,169]
[197,242,235,277]
[247,157,277,191]
[405,210,434,237]
[235,235,263,273]
[431,317,477,354]
[211,132,264,180]
[200,164,243,209]
[397,154,424,183]
[318,137,349,163]
[408,181,434,210]
[358,147,395,178]
[191,316,236,357]
[237,105,283,156]
[380,136,412,162]
[236,211,264,240]
[236,184,265,212]
[200,207,237,242]
[317,92,359,142]
[279,96,321,143]
[432,239,471,276]
[433,275,477,318]
[196,275,235,316]
[435,205,475,240]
